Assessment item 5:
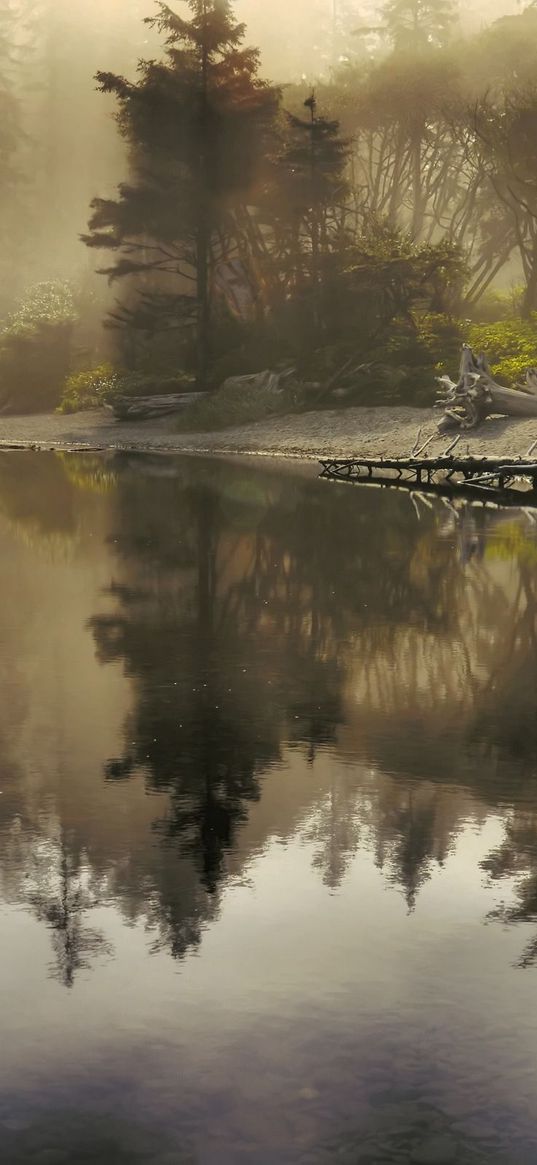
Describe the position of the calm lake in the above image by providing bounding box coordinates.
[1,450,537,1165]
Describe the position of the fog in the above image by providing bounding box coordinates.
[2,0,521,286]
[235,0,519,77]
[1,0,534,413]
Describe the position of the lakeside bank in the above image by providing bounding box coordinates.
[2,405,537,461]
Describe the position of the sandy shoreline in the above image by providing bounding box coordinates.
[1,405,537,462]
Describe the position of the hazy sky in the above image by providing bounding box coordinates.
[234,0,520,78]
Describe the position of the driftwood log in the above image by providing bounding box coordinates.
[436,346,537,432]
[106,392,208,421]
[105,369,293,422]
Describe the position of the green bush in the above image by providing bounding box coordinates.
[352,312,465,405]
[467,316,537,384]
[59,367,196,414]
[384,313,462,373]
[58,364,120,413]
[0,282,77,414]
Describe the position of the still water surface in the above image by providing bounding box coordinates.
[1,451,537,1164]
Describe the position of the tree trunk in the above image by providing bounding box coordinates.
[522,242,537,319]
[197,4,211,389]
[197,216,210,389]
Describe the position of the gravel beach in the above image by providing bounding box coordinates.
[1,405,537,461]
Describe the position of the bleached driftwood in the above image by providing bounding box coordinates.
[221,369,290,393]
[106,392,207,421]
[436,346,537,432]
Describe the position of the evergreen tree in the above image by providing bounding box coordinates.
[264,93,349,334]
[84,1,279,385]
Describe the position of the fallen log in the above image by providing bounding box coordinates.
[436,346,537,432]
[319,455,537,501]
[106,392,207,421]
[220,369,291,393]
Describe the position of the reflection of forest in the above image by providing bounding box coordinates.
[1,451,537,978]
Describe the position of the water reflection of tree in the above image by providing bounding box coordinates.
[347,514,537,792]
[86,461,468,952]
[0,451,77,542]
[342,507,537,942]
[92,483,275,896]
[0,449,113,554]
[303,765,463,907]
[482,806,537,969]
[60,461,537,964]
[3,451,537,970]
[1,815,112,992]
[11,832,112,988]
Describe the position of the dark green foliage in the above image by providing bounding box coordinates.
[270,102,350,247]
[381,310,463,402]
[0,282,77,414]
[291,223,464,388]
[84,0,279,385]
[261,98,350,315]
[252,95,356,357]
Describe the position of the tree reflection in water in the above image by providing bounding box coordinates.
[1,451,537,972]
[25,834,112,988]
[88,457,464,949]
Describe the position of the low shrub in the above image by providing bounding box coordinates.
[59,364,120,413]
[59,367,196,413]
[175,380,305,433]
[350,312,465,405]
[0,282,77,414]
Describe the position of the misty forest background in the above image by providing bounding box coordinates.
[3,0,537,424]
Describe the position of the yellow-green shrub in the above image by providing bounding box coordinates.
[0,282,77,413]
[58,364,119,413]
[467,317,537,384]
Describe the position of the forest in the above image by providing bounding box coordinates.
[3,0,537,424]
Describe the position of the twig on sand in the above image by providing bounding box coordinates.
[443,434,461,457]
[413,432,436,458]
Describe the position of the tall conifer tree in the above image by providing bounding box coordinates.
[84,1,279,384]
